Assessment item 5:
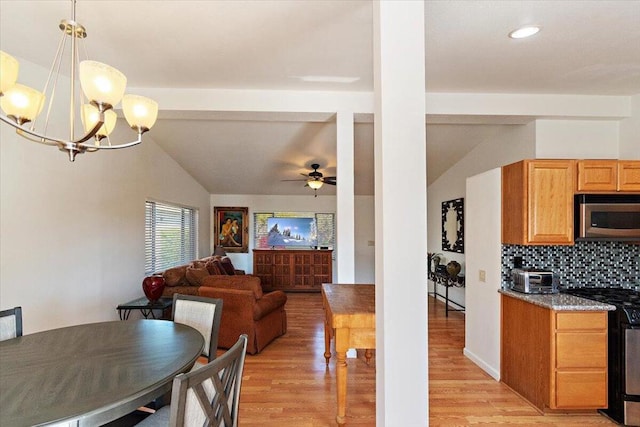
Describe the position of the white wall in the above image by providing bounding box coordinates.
[427,123,535,308]
[355,196,375,283]
[619,94,640,159]
[209,194,375,282]
[0,59,211,334]
[464,168,502,380]
[535,119,620,158]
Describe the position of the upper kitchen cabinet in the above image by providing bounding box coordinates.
[577,160,640,192]
[618,160,640,192]
[502,160,575,245]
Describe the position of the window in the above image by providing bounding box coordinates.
[254,212,335,249]
[145,200,198,275]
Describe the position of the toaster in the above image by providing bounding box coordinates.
[510,268,559,294]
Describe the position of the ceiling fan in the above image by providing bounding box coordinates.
[282,163,336,197]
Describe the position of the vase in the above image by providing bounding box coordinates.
[142,275,165,302]
[446,261,461,278]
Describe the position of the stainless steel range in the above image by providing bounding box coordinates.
[562,287,640,426]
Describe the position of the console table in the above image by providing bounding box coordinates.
[428,271,465,317]
[253,249,333,292]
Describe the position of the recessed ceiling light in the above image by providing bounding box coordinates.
[296,75,360,84]
[508,25,541,39]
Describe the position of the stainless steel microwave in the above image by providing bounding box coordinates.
[575,194,640,241]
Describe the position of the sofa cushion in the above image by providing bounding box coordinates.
[200,275,263,299]
[185,266,210,286]
[162,285,199,297]
[163,265,187,287]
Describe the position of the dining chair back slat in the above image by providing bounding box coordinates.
[172,294,223,362]
[136,334,248,427]
[0,306,22,341]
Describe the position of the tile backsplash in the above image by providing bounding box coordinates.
[502,241,640,288]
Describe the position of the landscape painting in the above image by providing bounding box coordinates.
[267,217,317,247]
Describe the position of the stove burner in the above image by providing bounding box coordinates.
[561,287,640,309]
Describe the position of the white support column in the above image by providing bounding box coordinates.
[336,110,355,283]
[373,1,428,426]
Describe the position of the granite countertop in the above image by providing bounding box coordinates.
[499,288,616,311]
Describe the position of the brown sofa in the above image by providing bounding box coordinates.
[160,256,287,354]
[198,275,287,354]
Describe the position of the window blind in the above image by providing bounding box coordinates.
[145,201,198,275]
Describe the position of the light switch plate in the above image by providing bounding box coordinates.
[479,270,486,282]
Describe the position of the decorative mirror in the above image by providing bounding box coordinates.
[442,198,464,253]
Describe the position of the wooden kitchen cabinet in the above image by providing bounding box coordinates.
[253,249,332,292]
[551,312,608,409]
[618,160,640,191]
[501,294,608,411]
[577,160,618,192]
[502,159,575,245]
[577,159,640,192]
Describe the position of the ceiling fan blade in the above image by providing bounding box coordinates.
[323,176,337,186]
[281,179,309,182]
[300,173,310,178]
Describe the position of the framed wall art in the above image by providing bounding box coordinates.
[213,206,249,253]
[442,198,464,253]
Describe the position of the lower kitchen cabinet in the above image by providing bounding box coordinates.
[551,312,608,409]
[501,294,608,411]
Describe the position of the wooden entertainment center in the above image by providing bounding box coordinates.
[253,249,333,292]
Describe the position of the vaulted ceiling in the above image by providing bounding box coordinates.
[2,1,639,195]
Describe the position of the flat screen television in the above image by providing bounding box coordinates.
[267,217,317,247]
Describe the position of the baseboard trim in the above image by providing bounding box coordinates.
[463,347,500,381]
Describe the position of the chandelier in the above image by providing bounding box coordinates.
[0,0,158,162]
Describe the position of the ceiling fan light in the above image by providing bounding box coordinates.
[81,104,117,137]
[508,25,540,39]
[307,179,323,190]
[0,51,19,95]
[0,83,44,124]
[122,94,158,132]
[79,60,127,108]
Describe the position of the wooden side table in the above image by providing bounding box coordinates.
[322,284,375,426]
[117,297,173,320]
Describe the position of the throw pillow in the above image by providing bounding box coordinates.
[213,259,228,275]
[191,259,207,269]
[185,266,209,286]
[205,259,223,275]
[163,265,187,287]
[220,257,236,275]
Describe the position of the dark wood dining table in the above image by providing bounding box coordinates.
[0,319,204,426]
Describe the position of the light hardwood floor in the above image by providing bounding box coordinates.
[236,293,616,426]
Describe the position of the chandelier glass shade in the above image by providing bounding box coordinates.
[0,83,45,125]
[307,179,324,190]
[0,0,158,161]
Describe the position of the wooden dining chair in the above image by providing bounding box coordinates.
[172,294,223,364]
[136,334,248,427]
[0,306,22,341]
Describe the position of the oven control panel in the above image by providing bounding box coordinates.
[624,308,640,325]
